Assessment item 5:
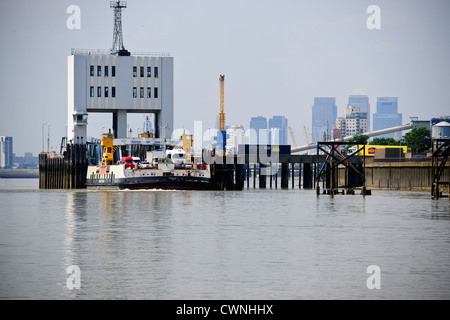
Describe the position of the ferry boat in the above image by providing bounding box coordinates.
[85,132,214,190]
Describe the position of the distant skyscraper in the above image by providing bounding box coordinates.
[348,89,370,131]
[249,116,268,144]
[268,115,288,145]
[0,136,13,169]
[373,97,402,139]
[312,97,337,143]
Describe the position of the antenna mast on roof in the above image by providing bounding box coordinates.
[110,1,130,56]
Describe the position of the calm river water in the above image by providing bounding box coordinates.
[0,178,449,300]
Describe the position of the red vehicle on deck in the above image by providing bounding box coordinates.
[120,157,135,169]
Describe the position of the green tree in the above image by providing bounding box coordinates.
[401,127,431,153]
[348,135,369,145]
[369,137,400,146]
[346,135,369,153]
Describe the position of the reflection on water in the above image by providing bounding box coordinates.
[0,179,449,299]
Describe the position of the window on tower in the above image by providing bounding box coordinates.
[97,66,101,77]
[133,87,137,98]
[133,66,137,77]
[90,65,94,77]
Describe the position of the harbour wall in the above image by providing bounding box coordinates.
[39,144,87,189]
[364,161,449,191]
[0,169,39,179]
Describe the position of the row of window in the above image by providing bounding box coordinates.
[90,65,115,77]
[90,86,115,98]
[133,66,158,78]
[133,87,158,98]
[89,86,158,99]
[89,65,159,78]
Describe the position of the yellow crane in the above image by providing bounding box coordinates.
[289,126,298,148]
[304,126,311,145]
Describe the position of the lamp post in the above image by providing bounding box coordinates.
[47,123,51,152]
[42,123,46,153]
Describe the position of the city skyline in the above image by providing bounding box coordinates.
[1,0,450,155]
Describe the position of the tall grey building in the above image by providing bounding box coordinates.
[0,136,13,169]
[249,116,268,145]
[312,97,337,143]
[373,97,402,139]
[347,90,370,131]
[268,115,288,145]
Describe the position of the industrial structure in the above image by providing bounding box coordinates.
[67,1,173,146]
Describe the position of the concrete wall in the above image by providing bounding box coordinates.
[364,162,449,190]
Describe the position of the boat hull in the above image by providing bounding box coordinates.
[86,175,216,190]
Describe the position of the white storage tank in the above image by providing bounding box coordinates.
[432,121,450,139]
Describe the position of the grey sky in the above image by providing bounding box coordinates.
[1,0,449,155]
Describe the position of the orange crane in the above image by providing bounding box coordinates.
[219,75,225,132]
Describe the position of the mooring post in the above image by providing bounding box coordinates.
[253,164,256,189]
[246,163,249,189]
[292,163,295,189]
[270,163,273,189]
[281,162,289,189]
[303,163,312,189]
[259,163,266,189]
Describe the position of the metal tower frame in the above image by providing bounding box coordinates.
[110,1,128,55]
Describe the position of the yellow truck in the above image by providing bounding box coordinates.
[349,145,410,156]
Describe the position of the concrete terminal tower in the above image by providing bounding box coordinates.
[67,1,173,144]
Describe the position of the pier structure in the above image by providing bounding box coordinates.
[314,142,369,196]
[208,143,365,192]
[431,138,450,199]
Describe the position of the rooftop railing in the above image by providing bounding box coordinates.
[71,49,171,57]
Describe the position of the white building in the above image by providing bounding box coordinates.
[336,106,368,137]
[0,136,13,169]
[67,50,173,144]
